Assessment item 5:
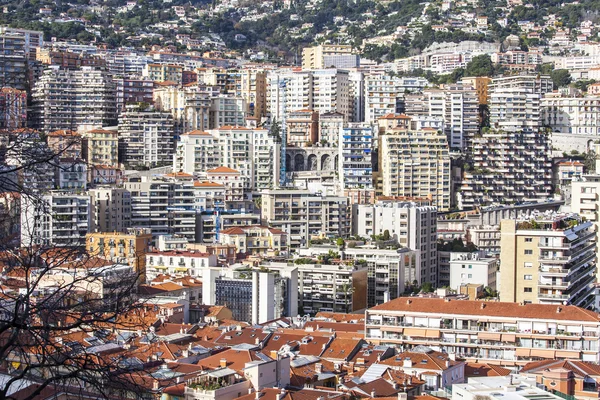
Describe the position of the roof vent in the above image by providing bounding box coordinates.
[406,299,412,304]
[556,306,562,313]
[481,303,486,309]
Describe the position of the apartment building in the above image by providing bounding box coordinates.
[21,192,92,247]
[32,66,117,132]
[301,44,355,69]
[145,250,217,281]
[173,130,219,174]
[491,51,542,68]
[124,175,197,241]
[339,124,374,191]
[89,187,131,233]
[55,158,87,190]
[268,69,351,121]
[344,246,420,307]
[261,189,351,247]
[0,27,43,54]
[319,112,345,146]
[543,94,600,135]
[352,201,438,286]
[364,75,402,125]
[0,32,28,90]
[114,78,154,111]
[379,127,451,212]
[118,105,175,168]
[489,75,553,130]
[206,166,247,206]
[251,128,281,192]
[447,252,498,291]
[209,96,246,129]
[82,128,119,167]
[500,213,596,308]
[365,297,600,365]
[0,88,27,129]
[266,261,367,315]
[105,51,151,77]
[460,76,491,105]
[47,130,82,159]
[153,83,212,132]
[458,128,552,209]
[571,160,600,263]
[424,85,479,150]
[286,109,318,146]
[202,267,297,324]
[219,225,288,255]
[86,229,152,281]
[209,127,255,192]
[143,63,183,83]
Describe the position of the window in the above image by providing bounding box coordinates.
[524,262,533,268]
[524,275,533,280]
[524,249,533,255]
[525,238,533,242]
[524,287,532,292]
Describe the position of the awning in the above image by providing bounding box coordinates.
[556,350,580,358]
[531,349,555,358]
[425,330,441,338]
[516,348,531,357]
[502,334,517,342]
[404,328,427,337]
[479,332,501,341]
[383,326,404,333]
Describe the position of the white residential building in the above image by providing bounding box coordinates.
[89,187,132,233]
[21,192,92,247]
[145,250,217,281]
[352,201,438,286]
[339,124,374,191]
[448,252,499,291]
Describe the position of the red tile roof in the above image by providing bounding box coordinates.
[207,166,240,174]
[369,297,600,322]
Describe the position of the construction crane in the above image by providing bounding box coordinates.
[279,77,289,187]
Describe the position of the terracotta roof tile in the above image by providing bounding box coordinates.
[369,297,600,322]
[207,166,240,174]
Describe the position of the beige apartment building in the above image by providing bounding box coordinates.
[302,44,355,69]
[499,213,596,308]
[379,127,451,211]
[83,128,118,167]
[365,297,600,365]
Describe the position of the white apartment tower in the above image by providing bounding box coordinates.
[379,127,451,212]
[32,66,117,133]
[352,201,438,286]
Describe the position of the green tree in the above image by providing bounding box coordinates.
[550,69,572,88]
[421,282,434,293]
[464,54,495,77]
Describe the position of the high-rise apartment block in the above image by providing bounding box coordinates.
[339,124,373,191]
[261,189,351,246]
[379,127,451,211]
[458,128,552,208]
[352,201,438,286]
[500,214,596,308]
[21,192,92,247]
[82,128,119,167]
[32,66,117,133]
[118,105,175,168]
[0,88,26,129]
[89,187,132,233]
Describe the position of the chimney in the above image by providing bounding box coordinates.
[315,363,323,374]
[480,303,485,309]
[403,359,413,368]
[255,337,260,345]
[220,358,227,368]
[444,298,451,302]
[445,360,450,368]
[248,388,254,394]
[393,382,399,390]
[255,390,261,400]
[556,306,562,313]
[398,393,408,400]
[371,389,377,398]
[180,327,184,334]
[153,379,159,391]
[270,350,279,360]
[182,349,189,358]
[406,299,411,304]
